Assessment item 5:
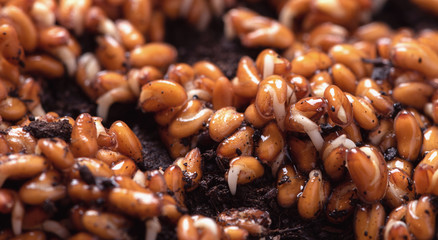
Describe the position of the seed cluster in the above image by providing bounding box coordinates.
[0,0,438,239]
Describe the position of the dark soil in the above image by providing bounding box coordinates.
[37,0,438,239]
[23,119,72,142]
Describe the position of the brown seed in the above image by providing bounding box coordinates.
[159,128,190,159]
[70,158,114,180]
[37,138,74,170]
[5,126,36,154]
[95,35,127,72]
[164,165,185,205]
[377,37,392,59]
[111,158,137,177]
[323,146,347,182]
[394,110,422,161]
[285,74,311,100]
[217,126,254,159]
[422,126,438,155]
[331,63,357,94]
[298,169,330,219]
[146,170,167,193]
[355,78,379,96]
[123,0,151,34]
[354,22,392,42]
[108,188,162,219]
[173,148,203,192]
[223,226,249,240]
[346,146,388,203]
[67,179,106,202]
[387,157,414,177]
[167,63,195,85]
[115,19,145,50]
[224,8,259,37]
[168,99,213,138]
[161,194,183,223]
[0,97,27,121]
[343,122,364,143]
[285,97,328,134]
[255,75,288,121]
[0,189,14,214]
[0,154,49,187]
[148,10,165,42]
[128,67,164,96]
[110,120,142,162]
[384,220,411,240]
[18,77,43,115]
[18,170,66,205]
[22,206,50,230]
[255,49,291,79]
[329,44,367,79]
[233,56,261,98]
[354,203,386,240]
[310,71,333,97]
[139,80,187,112]
[130,43,177,69]
[2,5,37,52]
[406,107,431,129]
[244,103,272,128]
[209,107,244,142]
[226,156,264,195]
[241,19,294,49]
[288,136,318,173]
[70,113,98,158]
[391,41,438,79]
[363,88,394,117]
[291,50,332,78]
[57,0,91,35]
[154,106,182,127]
[82,210,130,240]
[24,54,65,79]
[212,76,234,110]
[368,118,393,147]
[193,61,225,81]
[95,149,128,166]
[417,29,438,54]
[70,205,86,231]
[113,175,147,193]
[405,195,436,240]
[392,82,434,109]
[38,26,71,49]
[345,93,378,130]
[324,85,353,127]
[177,215,199,240]
[306,23,348,51]
[256,122,284,167]
[276,164,305,208]
[283,41,307,61]
[326,181,357,223]
[384,168,414,209]
[413,150,438,195]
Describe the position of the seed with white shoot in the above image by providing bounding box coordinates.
[290,108,324,151]
[145,217,161,240]
[322,134,356,161]
[226,156,264,195]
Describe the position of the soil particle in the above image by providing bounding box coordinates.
[23,119,72,142]
[384,147,398,161]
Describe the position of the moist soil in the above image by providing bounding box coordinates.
[38,0,438,239]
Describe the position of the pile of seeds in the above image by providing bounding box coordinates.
[1,0,438,239]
